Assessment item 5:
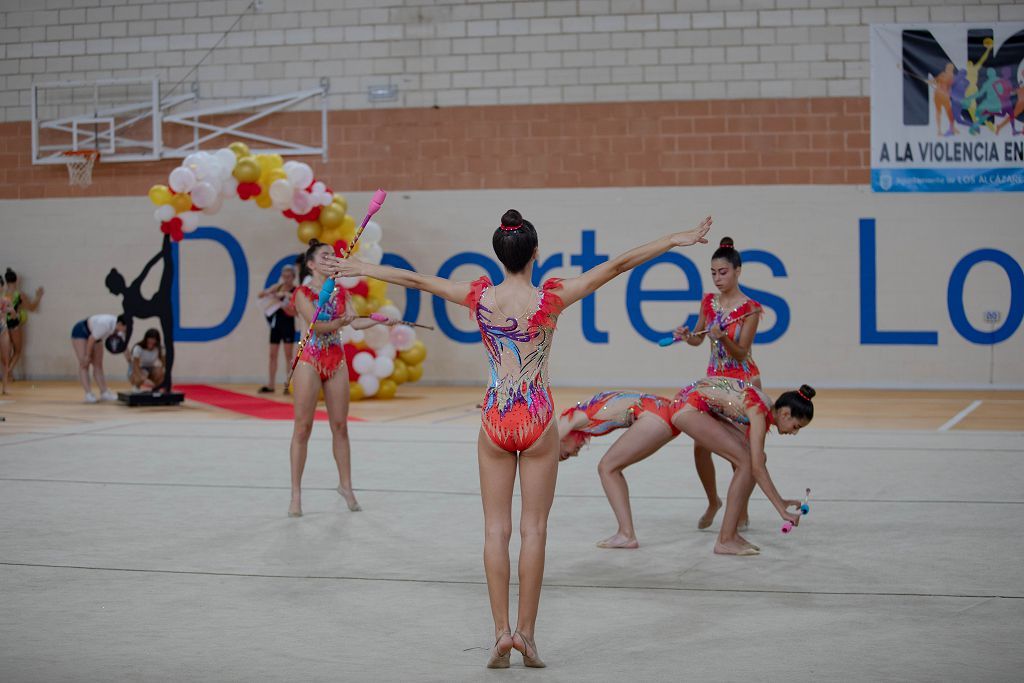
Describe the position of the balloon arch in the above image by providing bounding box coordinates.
[147,142,426,400]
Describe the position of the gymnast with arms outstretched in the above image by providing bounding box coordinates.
[329,208,711,669]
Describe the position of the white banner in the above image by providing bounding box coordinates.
[2,186,1023,389]
[870,22,1024,192]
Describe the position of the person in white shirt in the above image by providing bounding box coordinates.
[70,314,128,403]
[128,328,165,392]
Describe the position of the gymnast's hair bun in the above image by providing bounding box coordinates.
[719,236,735,249]
[798,384,816,401]
[500,209,524,229]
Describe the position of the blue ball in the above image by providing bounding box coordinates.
[800,504,810,514]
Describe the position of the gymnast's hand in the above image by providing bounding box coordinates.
[673,325,693,341]
[670,216,712,247]
[784,499,803,510]
[337,306,357,328]
[781,509,800,526]
[707,323,725,341]
[327,255,365,279]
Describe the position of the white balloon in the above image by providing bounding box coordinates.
[284,161,313,189]
[220,176,238,198]
[362,324,390,350]
[202,194,223,214]
[352,351,375,376]
[183,152,204,170]
[376,343,397,360]
[338,276,361,290]
[291,189,314,215]
[195,157,219,181]
[214,148,237,176]
[168,167,196,193]
[378,304,401,320]
[154,205,176,222]
[180,211,200,231]
[269,179,294,207]
[390,324,416,351]
[340,326,353,344]
[190,181,218,208]
[312,181,326,195]
[350,328,365,344]
[318,191,333,207]
[361,221,382,244]
[358,374,379,398]
[358,242,383,265]
[373,356,394,379]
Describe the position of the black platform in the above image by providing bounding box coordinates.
[117,391,185,407]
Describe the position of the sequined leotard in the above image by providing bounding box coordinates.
[292,284,347,382]
[466,276,563,453]
[701,293,761,381]
[561,390,680,450]
[673,377,774,434]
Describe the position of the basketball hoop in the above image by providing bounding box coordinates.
[62,150,100,187]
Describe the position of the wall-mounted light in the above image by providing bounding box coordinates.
[368,84,399,102]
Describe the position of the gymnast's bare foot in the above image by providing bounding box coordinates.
[288,499,302,517]
[596,533,639,549]
[714,539,759,556]
[337,486,362,511]
[736,534,760,552]
[698,497,722,529]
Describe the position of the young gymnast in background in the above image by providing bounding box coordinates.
[671,378,814,556]
[329,209,711,669]
[673,237,762,530]
[286,240,392,518]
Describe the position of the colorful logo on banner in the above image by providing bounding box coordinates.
[870,23,1024,192]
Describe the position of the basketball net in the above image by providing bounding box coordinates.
[63,150,100,187]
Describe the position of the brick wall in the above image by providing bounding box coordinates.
[0,96,868,198]
[1,1,1021,121]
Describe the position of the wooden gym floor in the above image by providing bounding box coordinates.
[0,381,1021,435]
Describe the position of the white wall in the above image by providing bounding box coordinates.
[2,0,1022,121]
[3,185,1022,389]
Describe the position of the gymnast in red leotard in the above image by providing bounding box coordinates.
[330,208,712,669]
[286,239,393,519]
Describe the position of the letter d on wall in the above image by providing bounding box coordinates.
[171,227,249,342]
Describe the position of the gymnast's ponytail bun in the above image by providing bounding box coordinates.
[712,236,741,268]
[775,384,815,422]
[492,208,538,274]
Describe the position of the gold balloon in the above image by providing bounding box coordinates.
[366,296,383,313]
[406,362,424,382]
[297,220,322,243]
[366,278,387,300]
[319,204,344,229]
[351,295,369,316]
[264,168,287,184]
[389,358,409,385]
[228,141,250,158]
[255,192,272,209]
[331,195,348,215]
[256,153,284,171]
[170,192,193,213]
[319,226,343,247]
[233,157,261,183]
[149,184,173,206]
[398,340,426,366]
[349,381,364,401]
[377,379,397,400]
[339,214,357,240]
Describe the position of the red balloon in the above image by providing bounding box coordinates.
[282,209,296,219]
[160,217,184,242]
[351,281,369,298]
[293,206,321,222]
[343,343,359,381]
[236,182,261,200]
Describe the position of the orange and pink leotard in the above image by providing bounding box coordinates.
[674,377,774,434]
[562,390,680,449]
[292,284,347,382]
[466,276,563,453]
[702,293,761,382]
